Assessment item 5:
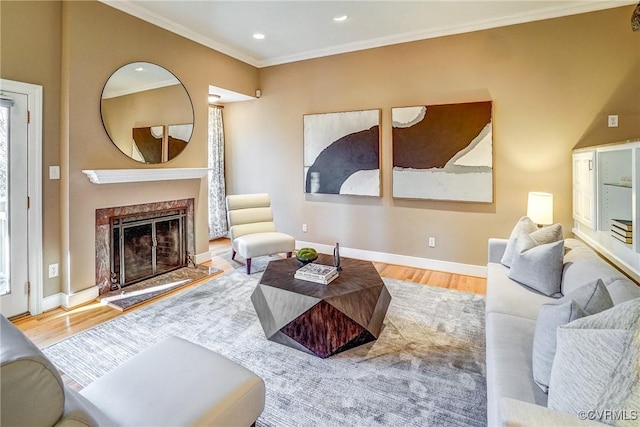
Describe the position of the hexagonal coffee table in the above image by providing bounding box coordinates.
[251,254,391,358]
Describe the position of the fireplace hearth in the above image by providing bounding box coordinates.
[95,199,195,295]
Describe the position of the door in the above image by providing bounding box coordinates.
[0,90,30,317]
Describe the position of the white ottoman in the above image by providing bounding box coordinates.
[80,336,265,426]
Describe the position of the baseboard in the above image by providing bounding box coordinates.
[195,250,211,265]
[42,293,64,312]
[62,286,99,310]
[295,240,487,278]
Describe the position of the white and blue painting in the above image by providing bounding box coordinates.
[303,110,380,196]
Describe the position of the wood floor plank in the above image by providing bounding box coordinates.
[13,238,486,349]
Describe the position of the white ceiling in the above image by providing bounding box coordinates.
[101,0,634,68]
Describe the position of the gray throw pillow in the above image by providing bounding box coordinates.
[532,279,613,393]
[500,216,537,267]
[508,238,564,296]
[548,298,640,426]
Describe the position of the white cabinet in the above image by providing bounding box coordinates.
[572,140,639,282]
[572,150,596,230]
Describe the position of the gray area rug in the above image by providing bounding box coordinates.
[44,270,487,426]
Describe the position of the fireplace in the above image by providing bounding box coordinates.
[95,199,195,295]
[111,209,187,288]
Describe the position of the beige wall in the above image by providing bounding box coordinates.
[1,1,62,297]
[2,0,259,296]
[224,6,640,267]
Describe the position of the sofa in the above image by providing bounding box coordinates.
[486,236,640,426]
[0,315,265,426]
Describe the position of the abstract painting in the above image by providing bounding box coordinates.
[304,110,380,196]
[392,101,493,202]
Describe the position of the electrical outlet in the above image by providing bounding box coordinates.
[428,237,436,248]
[48,263,59,278]
[608,115,619,128]
[302,223,308,233]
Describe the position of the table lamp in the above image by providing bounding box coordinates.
[527,192,553,227]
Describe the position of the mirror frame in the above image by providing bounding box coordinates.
[100,62,194,164]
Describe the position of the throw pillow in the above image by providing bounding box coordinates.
[508,238,564,296]
[532,279,613,392]
[548,298,640,426]
[500,216,537,267]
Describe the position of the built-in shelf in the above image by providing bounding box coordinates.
[81,168,209,184]
[572,139,639,283]
[603,183,632,189]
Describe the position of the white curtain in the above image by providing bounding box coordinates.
[208,105,228,239]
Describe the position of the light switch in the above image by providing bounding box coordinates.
[49,166,60,180]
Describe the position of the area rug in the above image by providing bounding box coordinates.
[44,270,487,427]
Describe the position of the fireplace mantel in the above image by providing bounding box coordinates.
[81,168,209,184]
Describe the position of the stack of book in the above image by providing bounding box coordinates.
[294,263,339,285]
[611,219,632,244]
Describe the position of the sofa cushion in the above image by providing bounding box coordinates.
[501,216,538,267]
[509,239,564,296]
[532,301,587,393]
[562,245,628,295]
[486,262,557,320]
[605,278,640,305]
[1,315,65,427]
[532,279,613,393]
[548,298,640,425]
[486,312,548,427]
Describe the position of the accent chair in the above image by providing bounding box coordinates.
[226,193,295,274]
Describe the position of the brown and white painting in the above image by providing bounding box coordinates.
[392,101,493,202]
[304,110,380,196]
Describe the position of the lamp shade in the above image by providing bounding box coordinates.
[527,192,553,225]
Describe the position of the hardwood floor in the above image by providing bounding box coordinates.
[13,238,486,348]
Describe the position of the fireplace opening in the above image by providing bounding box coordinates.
[111,209,187,289]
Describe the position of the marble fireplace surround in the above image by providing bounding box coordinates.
[95,198,195,295]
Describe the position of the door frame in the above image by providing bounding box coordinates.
[0,79,43,316]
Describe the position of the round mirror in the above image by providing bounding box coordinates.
[100,62,194,163]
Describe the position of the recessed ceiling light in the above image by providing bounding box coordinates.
[333,15,348,22]
[253,33,265,40]
[134,67,144,71]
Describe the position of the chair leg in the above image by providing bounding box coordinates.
[246,258,252,274]
[231,249,236,260]
[286,252,292,258]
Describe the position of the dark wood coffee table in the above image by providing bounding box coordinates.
[251,254,391,358]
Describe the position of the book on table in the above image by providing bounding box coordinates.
[611,219,632,231]
[295,263,339,284]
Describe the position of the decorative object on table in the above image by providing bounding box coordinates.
[294,262,339,284]
[303,109,381,196]
[333,242,342,271]
[295,247,318,264]
[527,191,554,227]
[391,101,493,202]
